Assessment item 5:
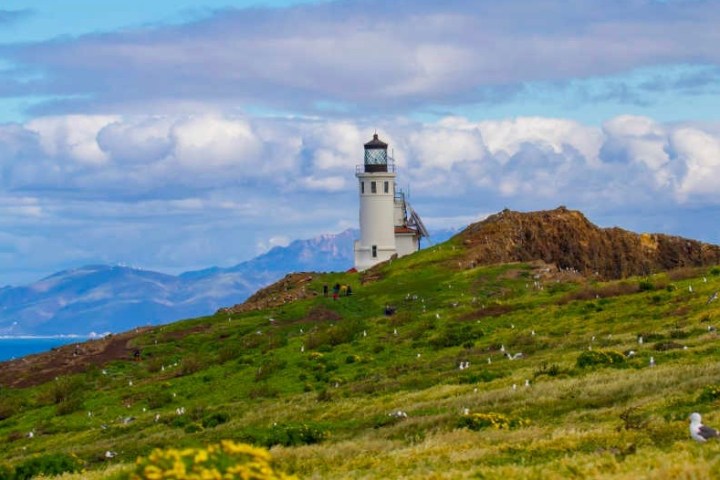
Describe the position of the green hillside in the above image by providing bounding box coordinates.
[2,233,720,479]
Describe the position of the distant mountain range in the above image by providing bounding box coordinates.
[0,228,458,336]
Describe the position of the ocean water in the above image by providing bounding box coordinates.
[0,337,84,362]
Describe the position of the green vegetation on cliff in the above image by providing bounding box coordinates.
[2,211,720,479]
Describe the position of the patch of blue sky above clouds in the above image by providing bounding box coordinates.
[0,0,719,285]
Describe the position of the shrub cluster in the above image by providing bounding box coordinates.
[127,440,295,479]
[458,412,530,431]
[698,385,720,403]
[264,423,327,447]
[576,350,625,368]
[0,453,81,480]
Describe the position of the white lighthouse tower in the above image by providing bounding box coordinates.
[354,134,428,271]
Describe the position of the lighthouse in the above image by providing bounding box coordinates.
[354,134,428,271]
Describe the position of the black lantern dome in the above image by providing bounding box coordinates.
[363,133,388,172]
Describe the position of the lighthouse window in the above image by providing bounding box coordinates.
[361,182,365,194]
[371,181,377,193]
[372,245,377,258]
[384,181,389,193]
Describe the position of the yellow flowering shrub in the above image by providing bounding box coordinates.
[458,412,530,431]
[128,440,296,480]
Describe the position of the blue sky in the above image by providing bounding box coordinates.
[1,0,719,285]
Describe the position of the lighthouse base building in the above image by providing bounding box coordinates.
[353,134,428,272]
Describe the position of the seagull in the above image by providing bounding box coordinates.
[487,357,492,364]
[531,330,536,336]
[707,292,718,305]
[105,450,117,459]
[500,344,506,353]
[649,356,656,367]
[689,413,720,442]
[689,285,694,293]
[524,379,531,387]
[638,336,644,345]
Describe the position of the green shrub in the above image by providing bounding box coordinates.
[43,375,86,415]
[184,423,203,434]
[0,464,13,480]
[178,354,203,376]
[12,453,81,480]
[576,350,625,368]
[264,423,327,447]
[145,388,173,409]
[458,371,504,384]
[0,396,20,421]
[429,324,483,349]
[698,385,720,403]
[638,280,654,291]
[457,412,530,431]
[202,412,230,429]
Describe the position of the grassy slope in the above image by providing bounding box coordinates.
[2,238,720,479]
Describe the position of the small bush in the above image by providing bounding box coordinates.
[534,362,561,378]
[654,341,683,351]
[458,412,530,431]
[264,423,327,447]
[429,324,483,349]
[698,385,720,403]
[638,280,654,291]
[0,397,20,421]
[145,389,173,409]
[128,440,295,479]
[178,354,203,376]
[202,412,230,429]
[711,267,720,276]
[248,384,279,399]
[316,389,333,402]
[184,423,203,434]
[458,371,504,384]
[576,350,625,368]
[12,453,81,480]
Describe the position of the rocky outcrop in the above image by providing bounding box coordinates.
[456,207,720,280]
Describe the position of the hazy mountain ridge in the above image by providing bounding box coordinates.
[0,228,456,336]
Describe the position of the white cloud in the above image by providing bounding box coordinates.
[671,127,720,200]
[26,115,118,166]
[1,112,720,285]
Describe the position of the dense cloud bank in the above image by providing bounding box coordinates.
[0,113,719,284]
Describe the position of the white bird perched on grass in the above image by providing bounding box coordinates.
[649,356,656,367]
[638,336,644,345]
[689,412,720,442]
[105,450,117,459]
[524,379,531,387]
[500,344,506,353]
[487,357,492,364]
